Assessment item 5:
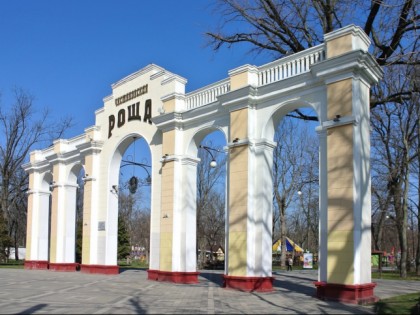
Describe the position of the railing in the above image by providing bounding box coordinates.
[184,44,325,110]
[185,79,231,110]
[257,44,325,86]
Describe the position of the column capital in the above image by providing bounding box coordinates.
[249,138,277,153]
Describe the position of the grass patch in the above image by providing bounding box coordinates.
[374,293,420,315]
[372,270,420,281]
[0,260,24,269]
[273,264,319,271]
[118,260,149,269]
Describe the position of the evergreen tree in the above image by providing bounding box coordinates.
[75,219,83,264]
[118,216,131,260]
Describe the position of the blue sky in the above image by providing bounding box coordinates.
[0,0,271,138]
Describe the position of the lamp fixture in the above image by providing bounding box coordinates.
[49,181,56,192]
[120,158,152,191]
[111,185,119,194]
[199,145,221,168]
[160,154,169,163]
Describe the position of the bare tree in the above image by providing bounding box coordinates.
[272,117,318,267]
[0,88,73,261]
[196,141,226,268]
[370,65,418,277]
[409,64,420,275]
[117,184,152,263]
[206,0,418,78]
[206,0,419,276]
[130,210,151,263]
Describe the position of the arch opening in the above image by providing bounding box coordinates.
[194,129,227,272]
[110,135,152,268]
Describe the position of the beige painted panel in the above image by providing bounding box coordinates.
[160,232,173,271]
[328,183,354,197]
[163,130,175,155]
[328,208,353,221]
[160,223,173,233]
[327,240,354,283]
[82,154,94,264]
[228,231,247,276]
[326,34,352,58]
[328,201,354,214]
[328,219,354,231]
[327,79,352,119]
[327,269,354,284]
[328,187,353,206]
[229,191,248,207]
[29,173,34,190]
[229,147,248,171]
[327,159,353,178]
[82,181,92,264]
[229,170,248,182]
[85,129,95,143]
[327,125,354,231]
[25,194,33,260]
[328,172,353,189]
[49,188,58,263]
[327,126,353,157]
[327,254,355,284]
[26,173,35,260]
[163,99,175,113]
[229,206,248,232]
[229,146,248,233]
[328,230,353,242]
[327,124,353,143]
[53,142,61,155]
[160,160,174,271]
[161,166,174,178]
[230,109,248,140]
[328,240,354,252]
[227,124,248,276]
[230,72,250,91]
[85,154,94,175]
[327,251,354,284]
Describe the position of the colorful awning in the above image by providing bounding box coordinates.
[272,237,304,252]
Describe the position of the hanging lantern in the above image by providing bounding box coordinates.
[128,176,138,194]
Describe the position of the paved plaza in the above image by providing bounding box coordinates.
[0,268,419,314]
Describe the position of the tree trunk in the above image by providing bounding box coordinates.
[14,236,19,261]
[417,107,420,276]
[417,217,420,276]
[278,195,287,269]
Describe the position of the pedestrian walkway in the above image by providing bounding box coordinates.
[0,268,418,314]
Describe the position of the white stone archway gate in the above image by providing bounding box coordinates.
[23,25,382,304]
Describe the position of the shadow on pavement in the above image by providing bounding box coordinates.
[199,271,225,286]
[18,303,48,314]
